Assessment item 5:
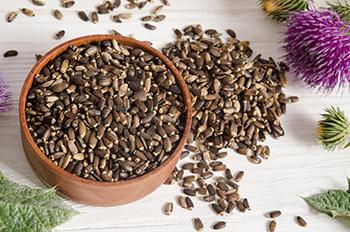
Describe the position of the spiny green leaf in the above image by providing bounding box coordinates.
[304,189,350,218]
[0,172,78,232]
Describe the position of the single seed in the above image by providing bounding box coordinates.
[268,221,276,232]
[78,11,89,22]
[144,23,156,30]
[213,221,226,230]
[117,13,132,20]
[62,0,75,8]
[296,216,307,227]
[185,197,194,210]
[163,202,173,216]
[53,9,63,20]
[234,171,244,182]
[193,218,204,232]
[4,50,18,57]
[32,0,45,6]
[268,210,282,219]
[55,30,65,40]
[91,12,99,23]
[178,196,187,209]
[211,203,225,216]
[183,188,196,196]
[21,8,35,17]
[152,5,164,14]
[7,12,18,23]
[141,15,152,22]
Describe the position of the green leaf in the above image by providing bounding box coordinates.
[0,172,78,232]
[304,190,350,218]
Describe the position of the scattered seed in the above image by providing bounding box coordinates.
[268,221,276,232]
[213,221,226,230]
[117,13,132,20]
[296,216,307,227]
[55,30,65,40]
[4,50,18,57]
[193,218,204,232]
[268,210,281,219]
[62,0,75,8]
[21,8,35,17]
[163,202,173,216]
[77,11,89,21]
[152,5,164,14]
[32,0,45,6]
[234,171,244,182]
[7,12,18,23]
[91,12,99,23]
[53,9,63,20]
[144,23,156,30]
[185,197,194,210]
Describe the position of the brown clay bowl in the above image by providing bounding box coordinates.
[19,34,192,206]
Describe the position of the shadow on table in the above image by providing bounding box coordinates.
[337,218,350,229]
[283,110,318,146]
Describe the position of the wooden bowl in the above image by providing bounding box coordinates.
[19,35,192,206]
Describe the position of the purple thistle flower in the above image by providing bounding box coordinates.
[283,10,350,92]
[0,72,12,112]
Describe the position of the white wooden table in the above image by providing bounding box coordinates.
[1,0,350,231]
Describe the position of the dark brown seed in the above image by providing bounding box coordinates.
[141,15,152,22]
[193,218,204,232]
[21,8,35,17]
[55,30,65,40]
[296,216,307,227]
[236,201,246,212]
[207,184,216,196]
[4,50,18,57]
[268,210,282,218]
[78,11,89,22]
[226,202,235,213]
[234,171,244,182]
[183,188,196,196]
[268,221,276,232]
[163,202,173,215]
[7,12,18,22]
[242,198,250,210]
[185,197,194,210]
[225,169,233,179]
[154,14,166,22]
[144,23,156,30]
[213,221,226,230]
[211,203,225,216]
[226,29,236,38]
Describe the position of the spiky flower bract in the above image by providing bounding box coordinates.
[0,72,11,112]
[283,10,350,92]
[260,0,311,22]
[318,106,350,151]
[328,0,350,24]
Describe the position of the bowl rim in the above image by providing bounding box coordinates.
[19,34,192,187]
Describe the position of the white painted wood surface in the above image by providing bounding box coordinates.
[0,0,350,231]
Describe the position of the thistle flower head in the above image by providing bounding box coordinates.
[283,10,350,92]
[0,72,11,113]
[318,106,350,151]
[260,0,312,22]
[328,0,350,24]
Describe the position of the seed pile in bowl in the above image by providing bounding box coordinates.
[25,39,185,182]
[161,25,298,230]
